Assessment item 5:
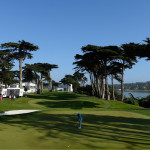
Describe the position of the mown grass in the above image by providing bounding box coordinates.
[0,91,150,149]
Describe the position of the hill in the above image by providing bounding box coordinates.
[114,81,150,91]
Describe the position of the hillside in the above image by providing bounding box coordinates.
[114,81,150,91]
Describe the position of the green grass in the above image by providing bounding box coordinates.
[0,91,150,149]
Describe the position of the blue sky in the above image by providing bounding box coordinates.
[0,0,150,84]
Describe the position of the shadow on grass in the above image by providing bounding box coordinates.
[36,100,100,109]
[1,112,150,149]
[28,92,100,109]
[28,92,81,101]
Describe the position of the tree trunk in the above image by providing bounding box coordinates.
[102,77,105,99]
[49,71,52,92]
[121,61,125,102]
[111,75,115,100]
[40,73,43,93]
[90,72,95,96]
[105,76,110,100]
[97,76,101,98]
[35,72,40,94]
[104,62,110,100]
[37,77,40,94]
[95,76,99,97]
[19,58,23,89]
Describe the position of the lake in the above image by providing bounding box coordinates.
[124,91,150,98]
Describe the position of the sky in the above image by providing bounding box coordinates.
[0,0,150,84]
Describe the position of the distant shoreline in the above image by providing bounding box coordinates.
[125,90,150,93]
[115,89,150,93]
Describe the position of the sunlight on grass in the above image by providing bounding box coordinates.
[0,92,150,149]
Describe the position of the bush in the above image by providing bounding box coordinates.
[139,95,150,108]
[124,97,139,105]
[76,85,92,96]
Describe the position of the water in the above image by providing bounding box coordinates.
[124,91,150,98]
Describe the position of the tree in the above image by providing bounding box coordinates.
[38,63,58,92]
[108,62,122,100]
[74,52,98,96]
[99,45,120,100]
[81,76,88,86]
[119,43,138,102]
[74,45,120,100]
[0,50,17,87]
[24,63,58,93]
[23,64,36,82]
[73,71,88,86]
[60,74,79,92]
[136,38,150,60]
[1,40,39,88]
[52,80,59,91]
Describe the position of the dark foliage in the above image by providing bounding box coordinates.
[76,85,92,96]
[139,95,150,108]
[124,98,139,105]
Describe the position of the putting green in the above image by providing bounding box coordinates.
[0,110,150,149]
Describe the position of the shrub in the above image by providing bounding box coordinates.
[76,85,92,96]
[139,95,150,108]
[124,97,139,105]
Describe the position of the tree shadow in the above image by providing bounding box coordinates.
[1,112,150,149]
[28,92,81,101]
[36,100,100,109]
[28,92,100,109]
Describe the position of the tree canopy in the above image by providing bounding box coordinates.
[1,40,39,88]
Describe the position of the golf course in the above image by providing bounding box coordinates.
[0,91,150,149]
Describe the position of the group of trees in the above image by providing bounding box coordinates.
[1,38,150,100]
[60,71,88,92]
[73,38,150,102]
[0,40,58,93]
[23,63,58,93]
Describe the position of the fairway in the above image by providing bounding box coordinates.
[0,92,150,149]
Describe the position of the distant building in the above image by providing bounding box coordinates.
[54,83,73,92]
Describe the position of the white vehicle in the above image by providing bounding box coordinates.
[7,88,24,97]
[0,88,23,97]
[56,88,64,91]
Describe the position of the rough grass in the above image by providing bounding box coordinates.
[0,91,150,149]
